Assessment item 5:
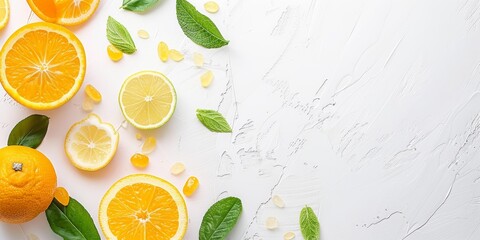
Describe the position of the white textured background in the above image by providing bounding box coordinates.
[2,0,480,239]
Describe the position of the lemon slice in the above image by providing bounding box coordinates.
[119,71,177,129]
[0,0,9,30]
[64,114,119,171]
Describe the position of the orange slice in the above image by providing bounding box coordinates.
[99,174,188,240]
[0,22,86,110]
[27,0,100,26]
[0,0,9,30]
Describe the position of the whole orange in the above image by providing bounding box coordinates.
[0,146,57,224]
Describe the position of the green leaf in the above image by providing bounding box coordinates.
[300,206,320,240]
[199,197,242,240]
[196,109,232,133]
[8,114,49,149]
[107,16,137,54]
[176,0,229,48]
[46,197,101,240]
[121,0,160,12]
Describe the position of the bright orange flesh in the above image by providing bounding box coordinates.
[99,174,188,240]
[0,22,86,110]
[54,187,70,206]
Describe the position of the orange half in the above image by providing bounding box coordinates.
[27,0,100,26]
[99,174,188,240]
[0,22,86,110]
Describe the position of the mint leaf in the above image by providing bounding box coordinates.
[196,109,232,133]
[46,198,100,240]
[199,197,242,240]
[8,114,49,149]
[176,0,229,48]
[107,16,136,54]
[122,0,160,12]
[300,206,320,240]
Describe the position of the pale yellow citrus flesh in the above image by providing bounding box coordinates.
[0,0,9,30]
[64,114,119,171]
[0,22,85,110]
[99,174,188,240]
[119,71,177,129]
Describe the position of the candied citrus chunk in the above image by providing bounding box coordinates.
[107,45,123,62]
[82,98,94,112]
[193,52,204,67]
[54,187,70,206]
[142,137,157,154]
[200,70,214,88]
[137,29,150,39]
[170,162,185,176]
[183,176,199,197]
[135,133,143,140]
[204,1,219,13]
[130,153,149,168]
[85,84,102,103]
[158,41,169,62]
[266,217,278,230]
[272,195,285,208]
[284,232,295,240]
[169,49,184,62]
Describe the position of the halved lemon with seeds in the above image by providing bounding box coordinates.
[64,114,119,171]
[0,22,86,110]
[99,174,188,240]
[119,71,177,129]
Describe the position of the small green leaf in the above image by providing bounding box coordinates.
[196,109,232,133]
[199,197,242,240]
[46,197,100,240]
[107,16,136,54]
[121,0,160,12]
[176,0,229,48]
[300,206,320,240]
[8,114,49,149]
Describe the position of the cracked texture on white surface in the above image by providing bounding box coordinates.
[2,0,480,239]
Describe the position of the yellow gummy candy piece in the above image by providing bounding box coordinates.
[137,29,150,39]
[193,52,204,67]
[169,49,184,62]
[200,70,214,88]
[142,137,157,154]
[204,1,219,13]
[158,41,169,62]
[107,45,123,62]
[85,84,102,103]
[130,153,149,168]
